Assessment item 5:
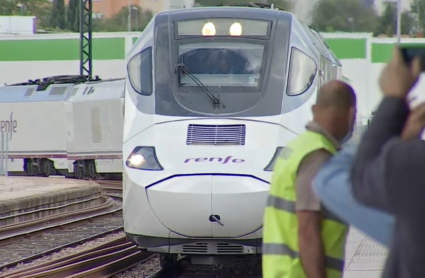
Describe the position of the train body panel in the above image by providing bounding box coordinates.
[0,83,73,175]
[123,5,343,258]
[0,76,125,178]
[65,79,125,177]
[123,115,298,240]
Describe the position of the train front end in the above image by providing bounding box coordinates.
[123,7,328,263]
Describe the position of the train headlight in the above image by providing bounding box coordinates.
[229,22,242,36]
[264,147,285,171]
[202,22,216,36]
[126,147,163,171]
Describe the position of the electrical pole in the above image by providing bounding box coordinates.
[80,0,93,80]
[396,0,401,44]
[128,0,131,31]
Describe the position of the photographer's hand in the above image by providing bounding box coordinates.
[379,47,422,99]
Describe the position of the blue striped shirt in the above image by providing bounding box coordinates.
[313,145,395,247]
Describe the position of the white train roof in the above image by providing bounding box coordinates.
[66,78,125,102]
[0,76,125,103]
[0,84,74,103]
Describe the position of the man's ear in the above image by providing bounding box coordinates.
[348,106,356,123]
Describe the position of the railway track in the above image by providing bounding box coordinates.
[96,180,122,194]
[0,196,120,242]
[0,227,124,271]
[0,236,154,278]
[0,180,123,242]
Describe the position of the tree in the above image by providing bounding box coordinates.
[67,0,79,32]
[401,11,415,35]
[91,6,153,32]
[0,0,52,30]
[50,0,66,29]
[374,3,414,36]
[0,0,49,16]
[375,3,396,36]
[311,0,379,33]
[411,0,425,34]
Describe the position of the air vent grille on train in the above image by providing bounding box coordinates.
[217,243,244,254]
[182,243,208,254]
[186,124,246,145]
[181,242,245,254]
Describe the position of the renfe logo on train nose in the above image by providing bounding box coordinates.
[0,112,17,140]
[184,156,245,164]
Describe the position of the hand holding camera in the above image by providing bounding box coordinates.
[379,47,422,99]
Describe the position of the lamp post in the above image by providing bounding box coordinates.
[17,3,25,15]
[347,17,354,32]
[132,7,139,31]
[396,0,401,44]
[128,0,131,31]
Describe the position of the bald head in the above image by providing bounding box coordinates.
[312,80,357,142]
[315,80,356,113]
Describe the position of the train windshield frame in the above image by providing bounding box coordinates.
[177,41,266,89]
[170,18,272,115]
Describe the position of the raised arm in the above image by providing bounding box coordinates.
[350,97,409,212]
[350,47,423,213]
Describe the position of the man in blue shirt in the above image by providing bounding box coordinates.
[312,144,394,247]
[312,102,425,248]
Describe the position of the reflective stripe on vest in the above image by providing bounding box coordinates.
[262,243,344,272]
[266,195,347,225]
[264,195,346,272]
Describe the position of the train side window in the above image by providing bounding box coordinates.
[127,47,153,96]
[286,48,317,96]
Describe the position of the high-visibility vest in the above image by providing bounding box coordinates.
[262,130,348,278]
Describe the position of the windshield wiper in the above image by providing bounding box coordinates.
[175,63,224,109]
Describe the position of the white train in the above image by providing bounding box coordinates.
[0,3,344,267]
[0,75,124,179]
[122,5,343,266]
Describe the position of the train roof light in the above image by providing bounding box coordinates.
[202,22,216,36]
[229,22,242,36]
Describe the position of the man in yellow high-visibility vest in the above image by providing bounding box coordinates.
[263,80,357,278]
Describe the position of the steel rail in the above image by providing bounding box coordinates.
[0,195,104,222]
[0,227,124,270]
[96,180,122,187]
[0,201,121,242]
[0,236,154,278]
[102,186,122,193]
[96,180,122,194]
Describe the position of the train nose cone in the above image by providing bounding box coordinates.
[146,175,269,238]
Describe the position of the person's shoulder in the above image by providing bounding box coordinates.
[297,148,333,174]
[305,149,333,161]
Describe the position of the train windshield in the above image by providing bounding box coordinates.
[171,18,272,114]
[178,42,264,88]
